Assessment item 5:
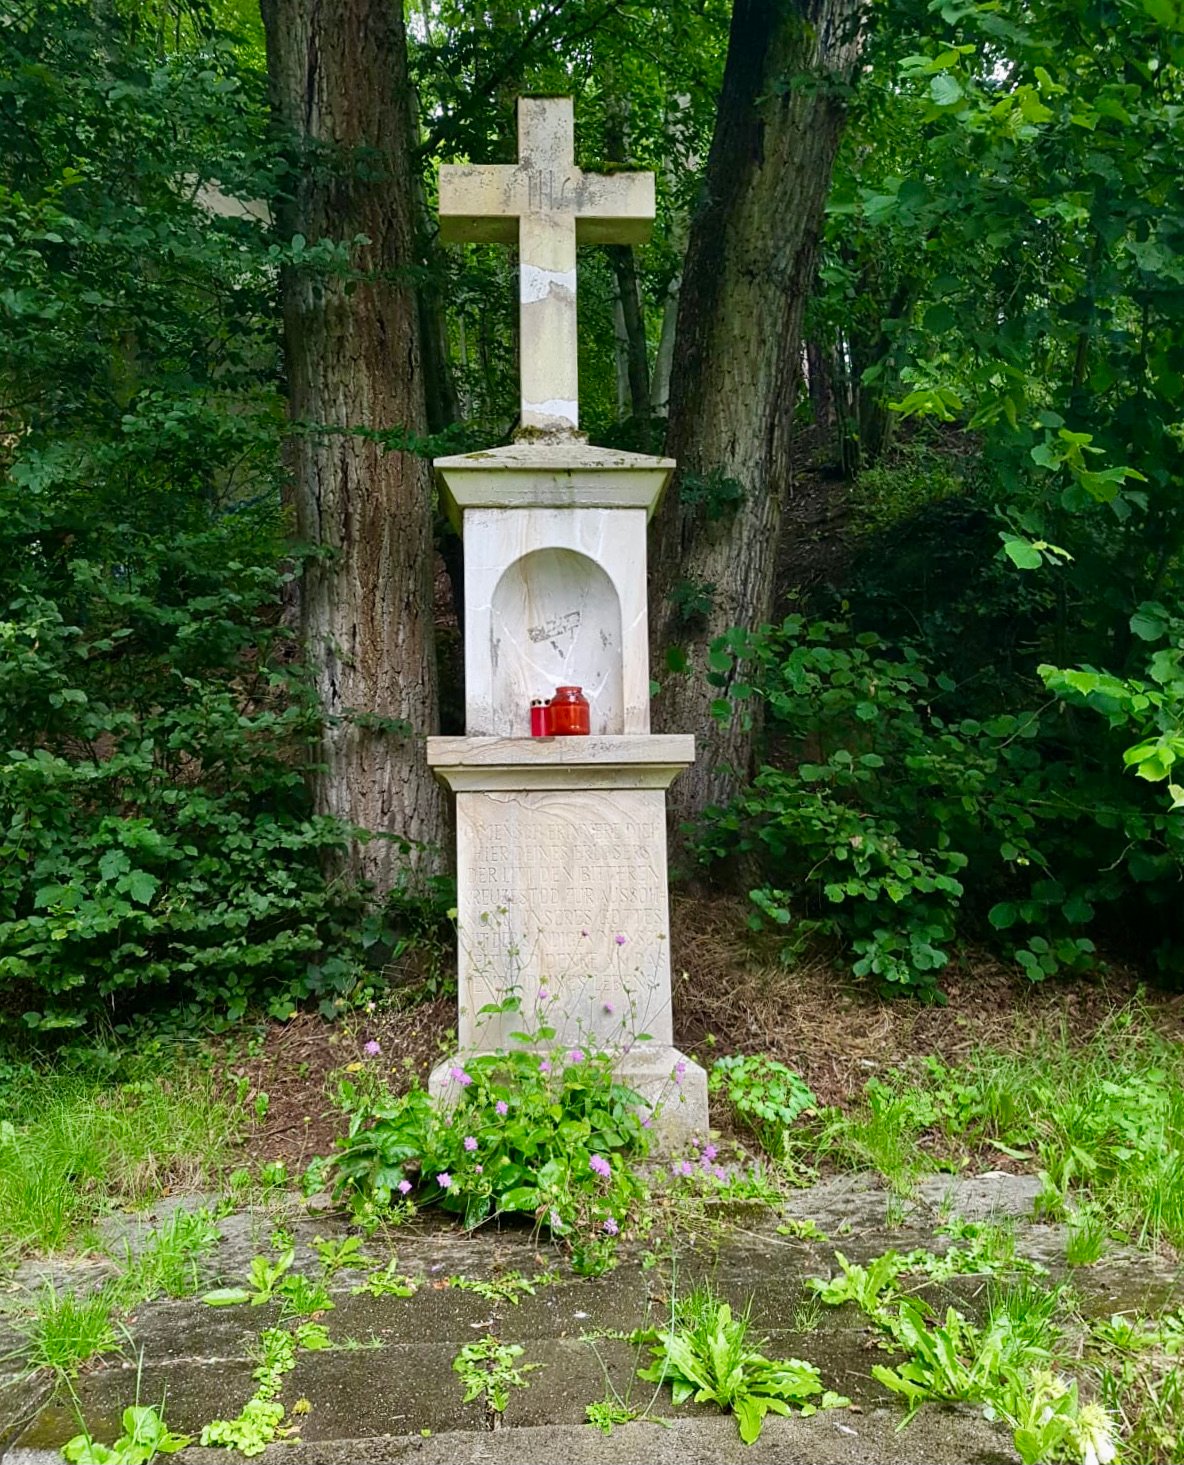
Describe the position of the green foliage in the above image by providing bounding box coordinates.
[637,1290,848,1444]
[201,1248,334,1318]
[199,1321,326,1455]
[17,1285,118,1375]
[63,1406,190,1465]
[808,1011,1184,1250]
[453,1336,539,1415]
[708,1055,816,1154]
[330,1042,650,1274]
[1041,602,1184,806]
[0,1057,246,1254]
[699,616,1077,995]
[446,1271,556,1305]
[0,0,370,1033]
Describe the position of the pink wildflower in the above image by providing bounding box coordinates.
[537,988,550,1002]
[567,1047,586,1064]
[714,1166,727,1181]
[464,1136,478,1151]
[614,933,627,946]
[363,1039,381,1056]
[436,1172,452,1189]
[589,1154,612,1178]
[474,1164,483,1174]
[676,1160,694,1178]
[602,1002,615,1015]
[449,1066,473,1087]
[397,1178,412,1195]
[495,1100,508,1116]
[539,1058,552,1074]
[674,1059,687,1084]
[603,1217,619,1236]
[704,1144,718,1161]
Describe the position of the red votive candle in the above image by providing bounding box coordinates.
[530,698,550,737]
[550,685,590,735]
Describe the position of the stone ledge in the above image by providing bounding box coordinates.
[426,734,694,791]
[433,442,674,530]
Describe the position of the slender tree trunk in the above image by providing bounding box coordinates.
[261,0,446,889]
[650,0,866,830]
[608,244,651,421]
[650,270,681,418]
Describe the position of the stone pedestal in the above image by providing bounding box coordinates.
[426,446,708,1142]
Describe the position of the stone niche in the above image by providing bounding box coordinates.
[490,545,623,737]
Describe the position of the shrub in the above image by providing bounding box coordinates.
[331,1044,652,1274]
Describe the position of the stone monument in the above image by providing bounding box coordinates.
[427,97,708,1139]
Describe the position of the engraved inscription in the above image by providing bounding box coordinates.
[525,168,578,211]
[527,609,581,650]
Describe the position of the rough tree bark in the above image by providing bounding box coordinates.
[649,0,866,830]
[261,0,446,889]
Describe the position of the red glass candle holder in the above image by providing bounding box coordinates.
[529,698,550,737]
[550,685,590,735]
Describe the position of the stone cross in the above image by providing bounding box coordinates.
[438,96,655,436]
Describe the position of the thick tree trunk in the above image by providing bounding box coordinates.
[261,0,446,889]
[650,0,865,831]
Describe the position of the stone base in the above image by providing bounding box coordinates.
[429,1045,708,1151]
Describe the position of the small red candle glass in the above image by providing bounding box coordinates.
[529,698,550,737]
[549,685,590,735]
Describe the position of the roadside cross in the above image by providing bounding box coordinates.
[438,96,654,435]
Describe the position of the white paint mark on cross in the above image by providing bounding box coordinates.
[438,97,655,436]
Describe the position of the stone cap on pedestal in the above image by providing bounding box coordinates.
[434,442,674,533]
[427,733,694,791]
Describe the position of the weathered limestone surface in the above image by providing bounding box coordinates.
[438,99,653,434]
[429,94,707,1141]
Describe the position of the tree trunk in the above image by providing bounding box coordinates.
[608,244,651,421]
[261,0,446,890]
[650,0,866,831]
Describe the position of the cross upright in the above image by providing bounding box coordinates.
[438,96,655,436]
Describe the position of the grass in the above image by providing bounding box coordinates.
[13,1284,119,1375]
[0,1053,248,1257]
[804,1003,1184,1250]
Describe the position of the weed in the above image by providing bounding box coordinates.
[585,1397,643,1433]
[637,1289,848,1444]
[16,1284,117,1374]
[453,1336,539,1415]
[201,1249,294,1307]
[775,1217,828,1241]
[311,1234,368,1274]
[708,1056,817,1157]
[109,1207,222,1305]
[62,1403,190,1464]
[792,1293,823,1333]
[809,1251,903,1314]
[446,1271,557,1305]
[350,1261,418,1298]
[1066,1205,1108,1267]
[805,1010,1184,1251]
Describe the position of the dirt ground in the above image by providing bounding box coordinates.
[235,891,1181,1174]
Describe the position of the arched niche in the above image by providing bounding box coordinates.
[490,548,624,736]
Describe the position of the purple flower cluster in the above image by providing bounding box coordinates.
[448,1066,473,1087]
[588,1154,612,1178]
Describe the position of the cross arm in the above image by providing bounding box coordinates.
[438,164,521,243]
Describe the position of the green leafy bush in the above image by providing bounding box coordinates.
[0,529,362,1030]
[696,616,1080,995]
[0,4,376,1032]
[708,1055,816,1155]
[331,1045,651,1274]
